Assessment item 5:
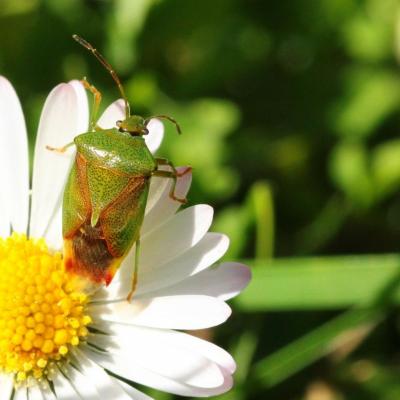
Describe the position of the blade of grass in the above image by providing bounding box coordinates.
[249,181,274,259]
[253,307,381,388]
[236,254,400,311]
[250,264,400,388]
[295,196,349,254]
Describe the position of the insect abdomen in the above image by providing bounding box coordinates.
[64,221,119,285]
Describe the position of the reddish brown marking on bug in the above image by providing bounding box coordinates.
[65,258,74,273]
[105,272,113,286]
[70,221,114,283]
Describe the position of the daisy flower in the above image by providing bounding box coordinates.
[0,76,251,399]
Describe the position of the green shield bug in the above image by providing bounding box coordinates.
[49,35,190,301]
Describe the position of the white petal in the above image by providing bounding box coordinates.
[73,349,133,400]
[113,379,153,400]
[195,369,234,397]
[30,82,88,243]
[68,80,90,133]
[28,386,44,400]
[44,207,62,251]
[144,174,170,215]
[63,364,102,399]
[0,374,13,400]
[0,194,10,240]
[52,370,82,399]
[97,99,125,129]
[85,347,232,397]
[141,166,192,235]
[13,388,28,400]
[91,326,224,388]
[91,294,231,329]
[94,322,236,374]
[141,204,213,269]
[136,233,229,296]
[146,262,251,301]
[0,76,29,234]
[99,232,228,301]
[144,118,164,153]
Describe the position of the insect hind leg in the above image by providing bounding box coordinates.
[127,237,141,302]
[153,158,191,204]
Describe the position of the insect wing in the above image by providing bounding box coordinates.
[101,176,150,258]
[86,162,130,227]
[63,154,91,238]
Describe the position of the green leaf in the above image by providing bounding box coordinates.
[106,0,156,72]
[236,254,400,311]
[159,98,241,201]
[331,69,400,139]
[342,14,393,62]
[329,142,374,208]
[372,139,400,199]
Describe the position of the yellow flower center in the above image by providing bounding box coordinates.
[0,233,92,382]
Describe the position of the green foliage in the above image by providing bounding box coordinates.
[159,97,241,201]
[331,69,400,140]
[3,0,400,398]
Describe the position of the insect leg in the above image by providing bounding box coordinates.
[46,142,75,153]
[155,158,191,177]
[153,163,192,204]
[127,237,140,302]
[81,78,102,131]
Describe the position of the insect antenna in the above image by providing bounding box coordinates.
[146,115,182,134]
[72,34,130,119]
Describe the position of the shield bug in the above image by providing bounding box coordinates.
[48,35,190,301]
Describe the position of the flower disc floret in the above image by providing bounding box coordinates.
[0,233,92,382]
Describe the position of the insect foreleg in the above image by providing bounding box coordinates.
[153,162,191,203]
[127,237,141,302]
[46,142,75,153]
[81,78,102,131]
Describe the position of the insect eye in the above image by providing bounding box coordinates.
[116,120,122,127]
[143,128,149,135]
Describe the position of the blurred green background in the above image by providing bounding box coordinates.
[3,0,400,399]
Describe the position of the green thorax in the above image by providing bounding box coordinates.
[74,128,157,176]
